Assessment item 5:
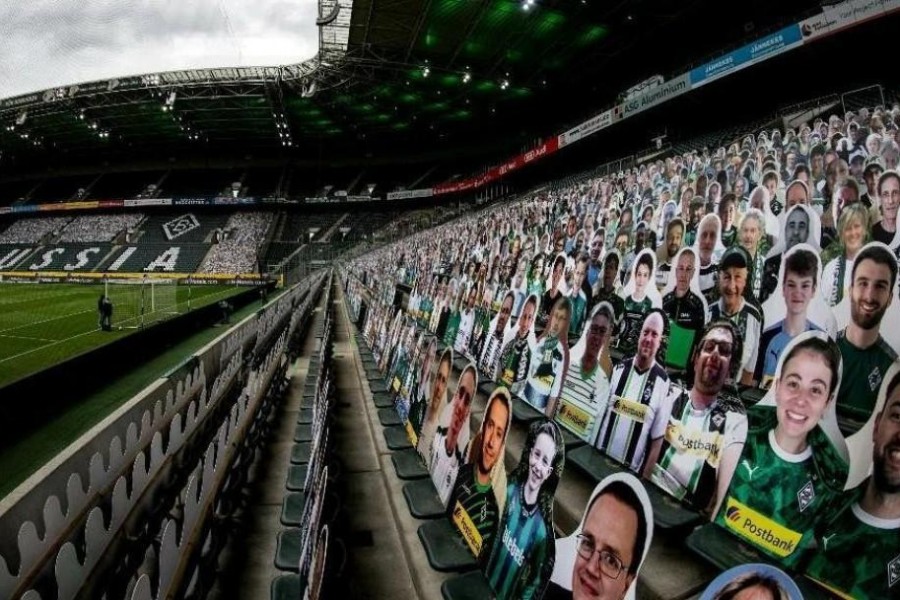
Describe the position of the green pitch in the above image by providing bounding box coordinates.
[0,282,243,388]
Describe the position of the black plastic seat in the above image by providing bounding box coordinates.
[441,571,492,600]
[392,448,429,480]
[281,492,307,526]
[402,478,444,519]
[384,425,413,450]
[378,408,402,427]
[418,519,478,573]
[271,574,306,600]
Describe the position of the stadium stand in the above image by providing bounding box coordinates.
[133,211,229,243]
[0,216,72,243]
[200,211,274,273]
[2,3,899,599]
[58,213,145,242]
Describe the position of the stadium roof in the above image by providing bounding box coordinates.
[0,0,825,174]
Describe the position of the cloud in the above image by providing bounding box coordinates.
[0,0,319,98]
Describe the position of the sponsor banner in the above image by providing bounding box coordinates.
[386,188,434,201]
[211,196,256,205]
[173,198,211,206]
[434,138,559,195]
[0,207,12,214]
[346,195,372,202]
[690,24,803,87]
[34,201,99,212]
[305,197,343,204]
[260,196,294,204]
[558,110,613,148]
[124,198,173,207]
[334,190,348,197]
[98,200,123,208]
[0,270,264,284]
[619,73,691,118]
[11,205,38,214]
[799,0,900,42]
[0,93,41,109]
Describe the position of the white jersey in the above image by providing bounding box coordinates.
[595,358,672,473]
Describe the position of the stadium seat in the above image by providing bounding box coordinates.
[280,492,308,526]
[510,396,545,423]
[391,449,429,480]
[270,573,306,600]
[377,407,402,427]
[417,519,478,573]
[402,478,445,519]
[372,391,395,409]
[274,529,304,572]
[285,465,309,492]
[290,442,312,465]
[686,523,780,571]
[441,571,492,600]
[383,426,413,450]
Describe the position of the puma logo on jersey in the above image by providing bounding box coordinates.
[821,533,836,551]
[741,460,760,481]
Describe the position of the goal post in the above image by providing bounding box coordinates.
[104,277,180,329]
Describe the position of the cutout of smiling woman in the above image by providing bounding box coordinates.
[713,332,849,568]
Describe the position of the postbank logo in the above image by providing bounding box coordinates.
[664,422,723,467]
[612,396,648,423]
[452,501,484,557]
[722,497,803,558]
[557,401,591,437]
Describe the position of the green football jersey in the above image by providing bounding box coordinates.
[805,488,900,599]
[836,331,897,423]
[714,407,847,568]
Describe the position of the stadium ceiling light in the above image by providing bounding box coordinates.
[500,78,510,90]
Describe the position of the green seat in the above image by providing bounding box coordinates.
[378,408,402,427]
[294,423,313,443]
[567,445,620,483]
[643,481,703,531]
[297,408,314,425]
[271,574,306,600]
[510,397,545,423]
[372,392,395,409]
[391,448,429,480]
[384,425,413,450]
[559,428,588,452]
[281,492,308,526]
[418,519,478,573]
[290,442,312,465]
[285,465,309,491]
[441,571,492,600]
[402,478,444,519]
[740,387,767,407]
[274,528,303,572]
[686,523,780,572]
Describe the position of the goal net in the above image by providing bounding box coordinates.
[105,278,179,329]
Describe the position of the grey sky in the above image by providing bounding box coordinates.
[0,0,320,99]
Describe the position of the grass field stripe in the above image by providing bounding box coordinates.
[0,328,102,364]
[0,307,97,334]
[0,333,58,342]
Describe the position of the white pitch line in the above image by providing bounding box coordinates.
[0,333,58,342]
[0,307,96,334]
[0,327,103,365]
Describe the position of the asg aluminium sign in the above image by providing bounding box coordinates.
[616,73,691,119]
